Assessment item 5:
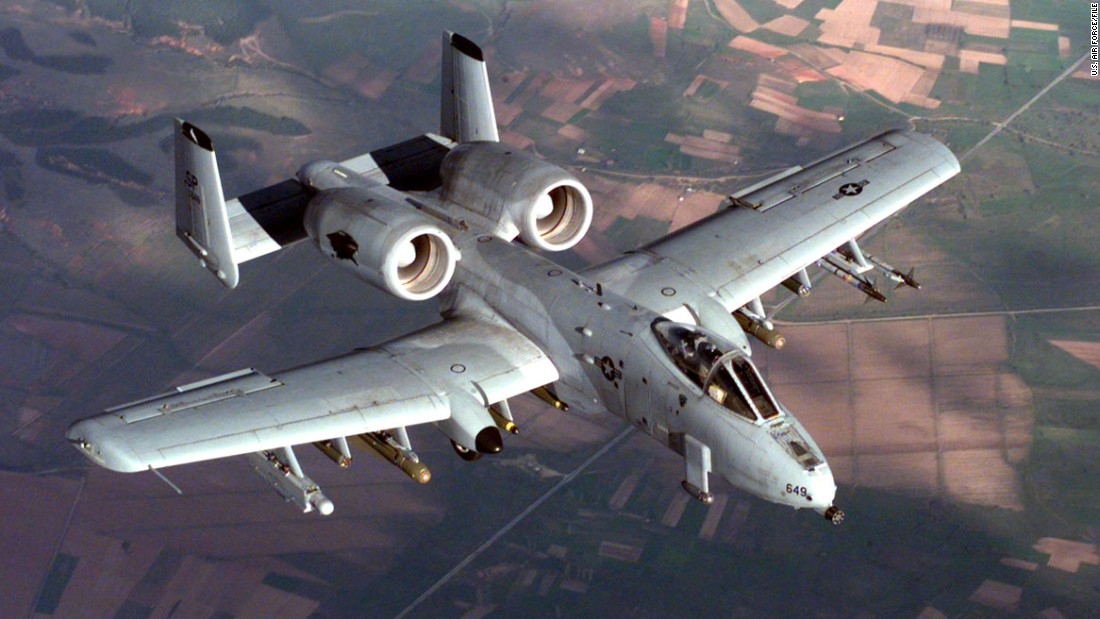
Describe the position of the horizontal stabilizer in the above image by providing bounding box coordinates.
[226,180,310,263]
[339,133,454,191]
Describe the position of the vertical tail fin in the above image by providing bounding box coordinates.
[440,32,499,143]
[174,118,239,288]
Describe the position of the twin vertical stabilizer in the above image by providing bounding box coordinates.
[174,118,239,288]
[173,30,496,290]
[440,31,499,143]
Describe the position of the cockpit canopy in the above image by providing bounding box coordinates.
[652,320,782,423]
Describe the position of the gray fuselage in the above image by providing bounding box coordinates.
[442,230,838,513]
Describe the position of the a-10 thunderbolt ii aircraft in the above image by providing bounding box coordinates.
[67,33,960,524]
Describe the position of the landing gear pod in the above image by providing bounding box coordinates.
[437,393,504,458]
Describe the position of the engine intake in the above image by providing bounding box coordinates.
[441,142,593,251]
[304,187,457,301]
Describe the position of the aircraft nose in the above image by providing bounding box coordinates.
[805,465,844,525]
[774,453,842,523]
[806,466,837,506]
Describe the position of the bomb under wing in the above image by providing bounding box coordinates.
[356,432,431,484]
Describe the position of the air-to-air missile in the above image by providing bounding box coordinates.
[818,256,887,303]
[835,245,920,290]
[866,253,921,289]
[355,432,431,483]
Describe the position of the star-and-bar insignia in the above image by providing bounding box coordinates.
[832,179,870,200]
[595,355,622,382]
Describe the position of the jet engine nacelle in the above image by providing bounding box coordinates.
[440,142,593,251]
[303,186,457,301]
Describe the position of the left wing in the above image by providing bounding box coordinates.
[66,307,557,473]
[589,130,960,319]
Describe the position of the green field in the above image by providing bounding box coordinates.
[1011,311,1100,539]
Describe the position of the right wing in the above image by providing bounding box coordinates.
[66,307,557,472]
[589,131,960,318]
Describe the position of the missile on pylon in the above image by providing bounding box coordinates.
[530,386,569,411]
[681,480,714,505]
[818,257,887,303]
[488,401,519,435]
[314,439,352,467]
[865,253,921,289]
[733,311,786,349]
[356,432,431,483]
[247,450,334,515]
[897,268,920,290]
[781,276,810,297]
